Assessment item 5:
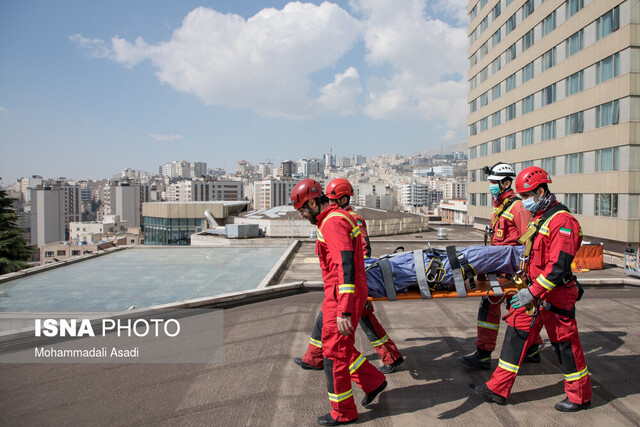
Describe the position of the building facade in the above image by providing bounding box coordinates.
[253,178,298,210]
[467,0,639,246]
[29,185,82,246]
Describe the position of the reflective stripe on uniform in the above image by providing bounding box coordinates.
[310,337,322,348]
[328,389,353,402]
[370,334,390,347]
[498,358,520,374]
[339,284,355,294]
[317,229,325,242]
[536,274,556,290]
[564,367,589,382]
[477,320,500,331]
[349,354,366,374]
[321,212,361,240]
[539,211,568,236]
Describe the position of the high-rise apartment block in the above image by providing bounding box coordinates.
[159,161,207,178]
[253,179,298,210]
[30,185,82,246]
[467,0,639,246]
[299,158,323,177]
[278,160,297,177]
[103,182,150,228]
[166,179,243,202]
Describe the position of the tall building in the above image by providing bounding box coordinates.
[401,183,431,207]
[159,160,207,178]
[30,185,82,246]
[278,160,296,178]
[467,0,638,247]
[237,160,254,176]
[166,179,243,202]
[299,158,322,177]
[253,179,298,210]
[104,182,150,228]
[443,181,468,201]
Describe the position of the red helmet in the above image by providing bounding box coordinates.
[515,166,552,193]
[291,179,324,209]
[326,178,354,199]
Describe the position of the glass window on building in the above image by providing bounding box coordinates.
[492,56,502,74]
[506,43,517,64]
[564,193,583,214]
[595,193,618,217]
[506,73,517,92]
[522,0,534,20]
[480,117,489,132]
[522,61,534,84]
[492,2,501,20]
[565,152,584,174]
[541,83,556,106]
[481,0,488,9]
[506,13,516,35]
[596,6,620,40]
[506,103,517,121]
[45,251,54,258]
[542,11,556,37]
[470,122,478,136]
[470,52,478,67]
[470,4,478,21]
[595,147,620,172]
[480,142,489,156]
[566,70,584,96]
[480,66,489,83]
[480,92,489,107]
[522,94,534,114]
[542,157,556,174]
[522,160,534,169]
[565,29,584,58]
[541,120,556,141]
[492,138,501,153]
[480,41,489,57]
[596,53,620,84]
[565,111,584,135]
[480,16,489,33]
[492,29,502,47]
[505,133,516,150]
[596,100,620,128]
[469,170,477,182]
[471,193,477,206]
[522,29,534,51]
[492,111,501,127]
[470,98,478,113]
[541,47,556,72]
[480,193,488,206]
[522,127,534,146]
[492,83,501,101]
[566,0,584,19]
[470,146,477,159]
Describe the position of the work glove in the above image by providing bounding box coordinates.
[510,288,534,309]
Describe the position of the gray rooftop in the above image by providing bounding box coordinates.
[2,287,639,425]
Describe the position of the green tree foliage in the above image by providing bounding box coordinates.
[0,186,31,274]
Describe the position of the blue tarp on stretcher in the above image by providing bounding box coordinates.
[364,245,525,298]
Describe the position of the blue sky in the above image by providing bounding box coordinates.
[0,0,469,184]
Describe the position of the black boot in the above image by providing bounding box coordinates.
[379,356,405,374]
[317,413,357,425]
[458,348,491,370]
[294,357,323,371]
[469,384,506,405]
[361,380,387,407]
[555,398,591,412]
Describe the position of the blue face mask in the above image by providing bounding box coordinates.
[522,197,539,212]
[489,184,501,196]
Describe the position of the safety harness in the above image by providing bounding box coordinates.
[516,202,584,317]
[484,196,520,245]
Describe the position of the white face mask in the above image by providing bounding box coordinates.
[522,197,539,212]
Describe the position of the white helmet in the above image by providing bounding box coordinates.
[486,162,516,181]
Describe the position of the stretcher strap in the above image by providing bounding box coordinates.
[488,274,503,297]
[446,245,467,298]
[378,258,397,301]
[413,249,432,299]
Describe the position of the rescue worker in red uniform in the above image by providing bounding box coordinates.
[292,179,387,426]
[471,167,592,412]
[294,178,404,374]
[459,163,542,369]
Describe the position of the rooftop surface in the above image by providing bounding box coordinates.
[2,287,639,426]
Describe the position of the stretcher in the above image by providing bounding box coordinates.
[365,245,525,301]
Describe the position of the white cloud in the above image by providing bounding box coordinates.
[0,106,5,112]
[150,133,183,141]
[353,0,468,129]
[73,3,362,118]
[317,67,363,115]
[443,130,456,141]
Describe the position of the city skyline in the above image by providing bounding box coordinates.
[0,0,469,185]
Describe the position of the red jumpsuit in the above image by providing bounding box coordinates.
[301,207,402,367]
[485,202,592,405]
[316,204,386,422]
[476,190,542,352]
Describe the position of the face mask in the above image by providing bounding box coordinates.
[489,184,501,196]
[522,197,539,212]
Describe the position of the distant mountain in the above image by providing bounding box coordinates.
[417,142,467,156]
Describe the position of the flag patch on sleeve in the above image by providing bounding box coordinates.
[559,227,572,237]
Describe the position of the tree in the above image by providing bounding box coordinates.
[0,186,31,274]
